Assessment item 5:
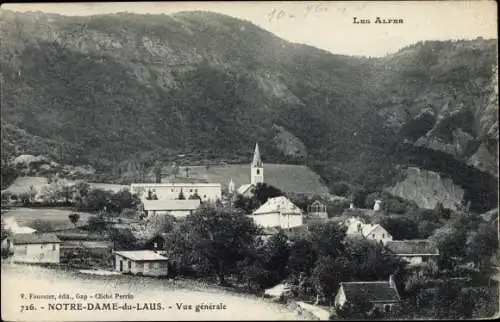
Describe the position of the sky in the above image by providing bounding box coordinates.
[1,1,498,57]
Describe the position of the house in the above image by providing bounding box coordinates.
[335,276,400,314]
[385,240,439,266]
[11,233,62,263]
[307,200,328,219]
[140,199,201,218]
[249,196,304,230]
[130,183,221,202]
[345,219,393,245]
[113,250,169,277]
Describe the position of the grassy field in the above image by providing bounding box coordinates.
[3,176,128,196]
[1,207,96,230]
[162,164,329,195]
[4,163,328,198]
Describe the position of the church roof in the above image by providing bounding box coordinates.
[252,143,262,167]
[253,196,302,215]
[237,183,254,195]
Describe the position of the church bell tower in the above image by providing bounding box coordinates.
[251,143,264,185]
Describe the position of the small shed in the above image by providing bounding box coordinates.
[113,250,169,277]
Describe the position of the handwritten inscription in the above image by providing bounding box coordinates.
[268,3,329,22]
[353,17,405,24]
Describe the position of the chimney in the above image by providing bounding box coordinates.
[389,274,395,288]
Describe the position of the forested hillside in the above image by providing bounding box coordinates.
[0,10,497,211]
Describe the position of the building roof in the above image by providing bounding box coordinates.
[131,183,221,188]
[341,281,400,303]
[142,199,201,211]
[253,196,302,216]
[13,233,61,244]
[385,240,439,256]
[237,183,254,195]
[252,143,263,167]
[113,250,169,261]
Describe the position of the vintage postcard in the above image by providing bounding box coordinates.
[0,1,498,321]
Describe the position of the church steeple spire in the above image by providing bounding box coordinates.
[252,143,262,167]
[251,143,264,185]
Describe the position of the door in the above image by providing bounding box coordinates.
[119,260,123,272]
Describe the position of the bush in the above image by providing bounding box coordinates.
[31,219,55,232]
[330,181,351,197]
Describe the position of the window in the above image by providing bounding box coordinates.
[171,189,174,192]
[52,244,56,251]
[382,234,385,238]
[190,189,193,192]
[136,262,143,269]
[155,262,160,269]
[147,263,152,269]
[385,305,391,313]
[128,261,132,269]
[256,169,260,175]
[372,234,375,238]
[203,195,207,198]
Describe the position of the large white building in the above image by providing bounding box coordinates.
[249,196,304,230]
[130,183,222,202]
[237,143,264,197]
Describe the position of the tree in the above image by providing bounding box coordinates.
[79,188,114,213]
[68,213,80,227]
[87,215,107,231]
[311,255,344,305]
[1,218,11,240]
[307,222,346,259]
[171,162,180,178]
[233,194,260,213]
[1,191,12,204]
[108,227,139,250]
[41,182,64,205]
[18,192,31,205]
[166,203,259,285]
[336,293,374,319]
[330,181,351,197]
[188,191,201,200]
[343,238,405,281]
[108,189,141,213]
[465,222,498,269]
[380,216,420,240]
[27,185,37,203]
[1,218,13,258]
[74,182,90,200]
[154,161,162,183]
[251,183,283,205]
[287,239,316,277]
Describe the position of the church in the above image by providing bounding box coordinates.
[235,143,264,197]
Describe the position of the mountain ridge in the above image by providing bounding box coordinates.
[0,9,497,212]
